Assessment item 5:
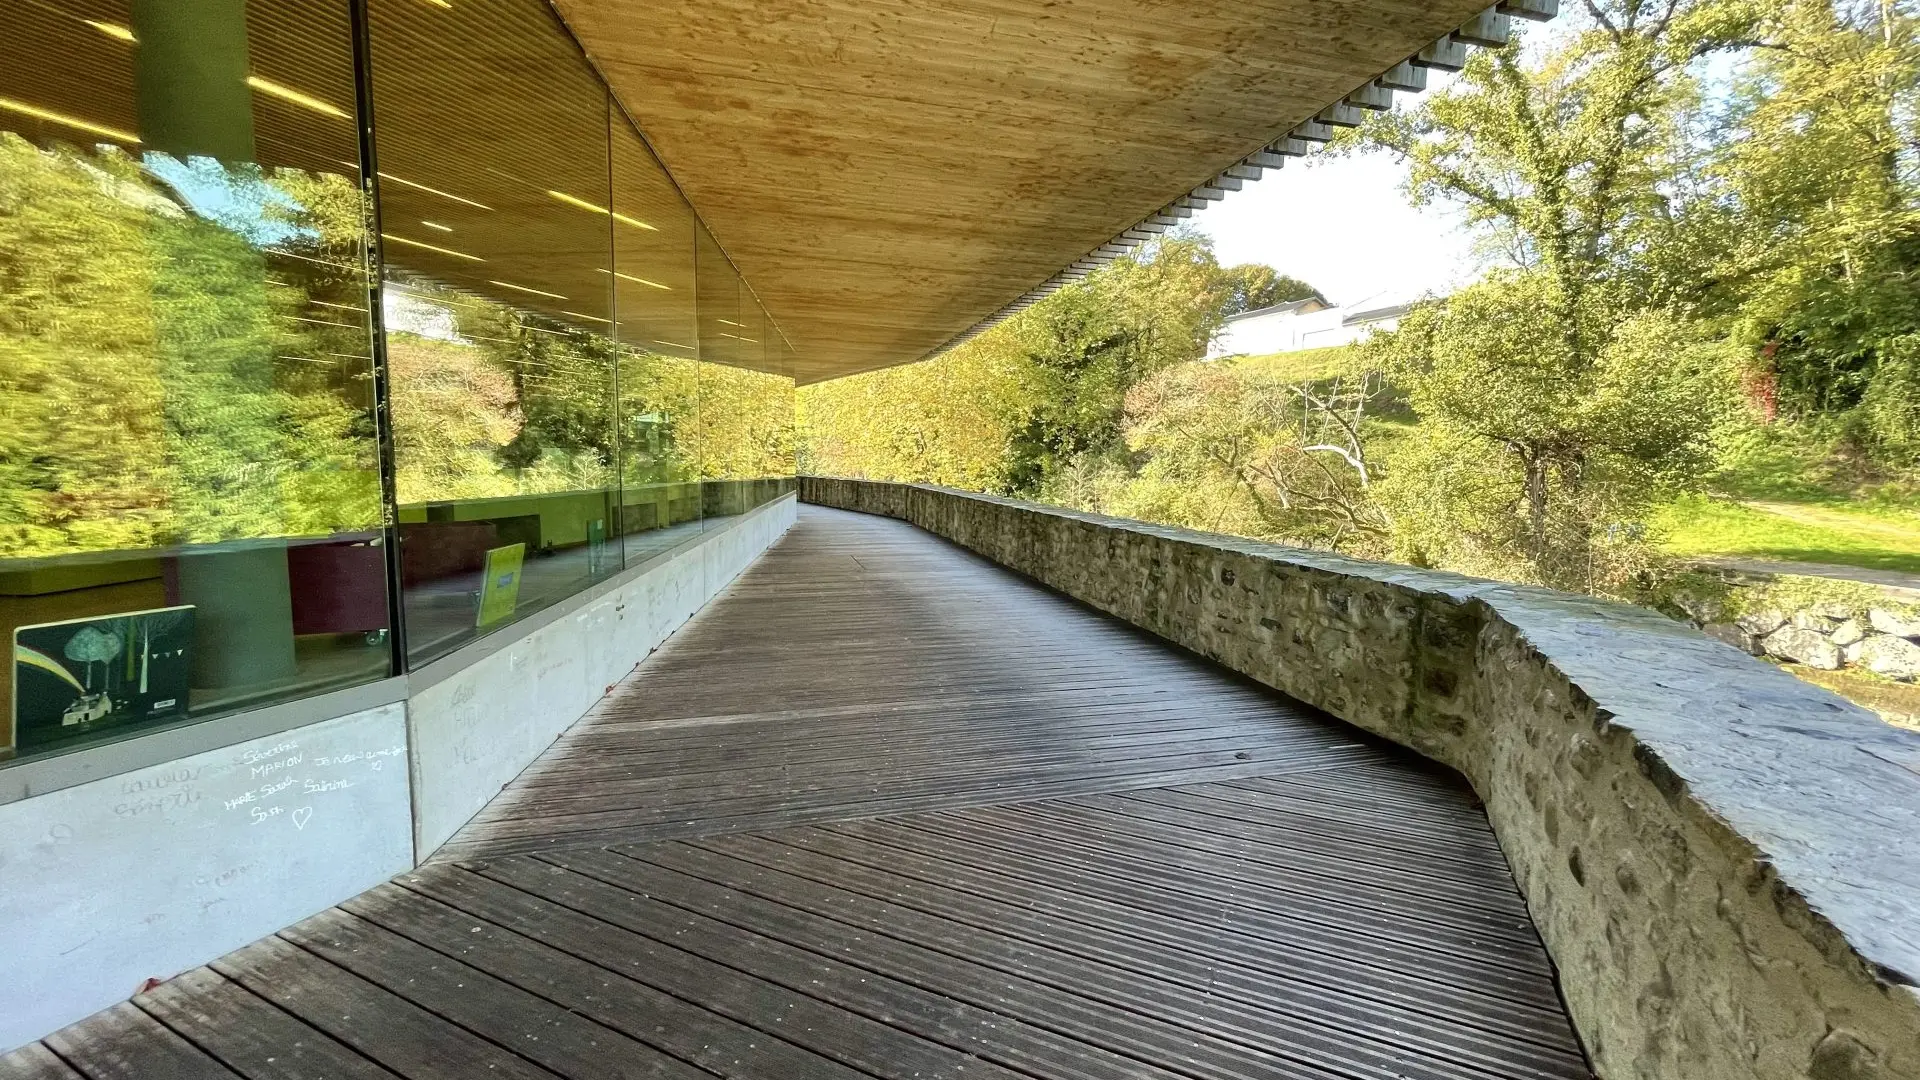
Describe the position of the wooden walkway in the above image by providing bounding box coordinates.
[5,506,1592,1080]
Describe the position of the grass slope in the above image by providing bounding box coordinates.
[1230,345,1360,383]
[1656,427,1920,576]
[1654,496,1920,574]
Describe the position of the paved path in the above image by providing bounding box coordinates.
[1691,554,1920,595]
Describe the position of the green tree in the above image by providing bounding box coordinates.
[1119,359,1392,552]
[1702,0,1920,464]
[797,235,1318,503]
[1001,235,1247,497]
[1368,277,1733,588]
[796,330,1026,490]
[1216,263,1322,314]
[1343,0,1757,588]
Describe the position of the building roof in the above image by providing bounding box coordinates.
[1222,295,1334,323]
[1342,300,1419,325]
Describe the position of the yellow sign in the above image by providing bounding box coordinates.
[475,543,526,627]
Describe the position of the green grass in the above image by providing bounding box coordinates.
[1652,421,1920,575]
[1653,494,1920,574]
[1231,345,1359,384]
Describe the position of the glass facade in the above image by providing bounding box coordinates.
[0,0,796,762]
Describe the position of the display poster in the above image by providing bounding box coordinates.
[475,542,526,627]
[13,606,196,753]
[587,517,609,576]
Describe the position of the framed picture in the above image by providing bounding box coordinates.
[12,606,195,754]
[475,543,526,628]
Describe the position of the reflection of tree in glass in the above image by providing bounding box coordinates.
[0,136,380,558]
[387,279,799,503]
[385,278,622,503]
[695,361,796,481]
[618,348,700,487]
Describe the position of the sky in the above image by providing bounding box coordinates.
[1184,17,1597,311]
[1188,149,1482,310]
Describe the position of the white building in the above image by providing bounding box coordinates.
[1207,291,1417,359]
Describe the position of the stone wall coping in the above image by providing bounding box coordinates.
[809,479,1920,996]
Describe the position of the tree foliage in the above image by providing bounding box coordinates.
[1703,0,1920,463]
[1337,0,1915,587]
[1118,361,1391,552]
[800,235,1290,500]
[1215,264,1323,314]
[0,138,383,556]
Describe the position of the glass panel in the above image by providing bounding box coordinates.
[610,117,702,568]
[0,0,390,763]
[693,228,797,527]
[366,0,618,668]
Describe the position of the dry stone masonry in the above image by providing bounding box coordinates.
[1700,598,1920,681]
[800,477,1920,1080]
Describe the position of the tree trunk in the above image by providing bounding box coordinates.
[1525,454,1549,569]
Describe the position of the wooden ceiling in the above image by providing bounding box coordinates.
[553,0,1494,383]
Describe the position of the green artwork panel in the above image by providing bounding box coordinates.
[13,606,195,754]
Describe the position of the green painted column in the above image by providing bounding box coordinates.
[129,0,257,164]
[132,0,299,694]
[176,543,298,692]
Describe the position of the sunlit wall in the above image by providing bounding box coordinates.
[0,0,796,762]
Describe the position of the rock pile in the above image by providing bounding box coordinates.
[1704,605,1920,679]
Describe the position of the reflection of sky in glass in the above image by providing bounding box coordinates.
[382,284,464,342]
[143,154,308,246]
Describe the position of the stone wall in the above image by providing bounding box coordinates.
[800,477,1920,1080]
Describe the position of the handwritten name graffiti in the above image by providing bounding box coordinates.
[248,753,302,779]
[91,735,410,832]
[309,745,404,771]
[113,787,202,818]
[239,741,299,766]
[215,741,405,827]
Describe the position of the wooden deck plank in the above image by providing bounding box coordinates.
[531,849,1354,1080]
[210,937,561,1080]
[1012,796,1538,917]
[41,1002,242,1080]
[892,807,1556,983]
[277,910,709,1080]
[132,968,399,1080]
[0,1043,86,1080]
[825,812,1556,1003]
[394,863,1031,1080]
[420,859,1198,1080]
[1110,785,1515,870]
[947,804,1554,965]
[441,506,1374,858]
[346,877,864,1080]
[686,831,1589,1079]
[600,842,1581,1080]
[16,505,1590,1079]
[776,821,1584,1054]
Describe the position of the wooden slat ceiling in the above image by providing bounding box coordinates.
[554,0,1495,383]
